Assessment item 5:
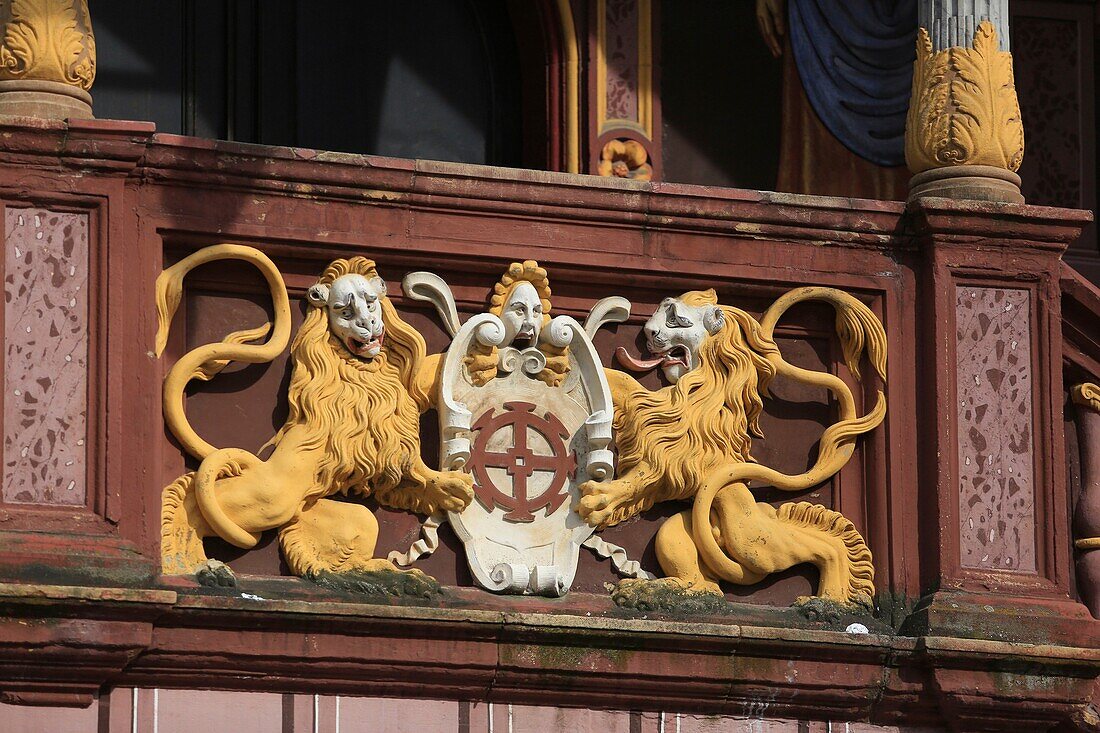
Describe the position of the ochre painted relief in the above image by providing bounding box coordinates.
[158,246,886,611]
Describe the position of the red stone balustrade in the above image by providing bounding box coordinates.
[0,118,1095,731]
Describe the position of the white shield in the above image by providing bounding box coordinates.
[437,314,613,596]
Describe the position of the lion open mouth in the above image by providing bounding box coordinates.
[615,344,690,372]
[345,332,384,357]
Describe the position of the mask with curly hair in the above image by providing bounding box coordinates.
[465,260,570,387]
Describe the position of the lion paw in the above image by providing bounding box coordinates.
[424,471,475,514]
[793,595,873,624]
[195,559,237,588]
[464,352,498,386]
[309,565,442,601]
[611,577,726,615]
[576,480,642,528]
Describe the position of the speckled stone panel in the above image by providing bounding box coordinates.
[956,286,1036,572]
[3,208,88,505]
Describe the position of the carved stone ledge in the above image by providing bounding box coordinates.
[900,590,1099,648]
[0,583,1082,728]
[0,583,175,707]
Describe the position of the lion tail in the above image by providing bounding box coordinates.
[690,395,885,596]
[761,286,887,384]
[777,501,875,605]
[156,244,292,461]
[161,472,209,575]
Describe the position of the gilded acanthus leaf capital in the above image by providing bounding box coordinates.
[0,0,95,91]
[905,21,1024,175]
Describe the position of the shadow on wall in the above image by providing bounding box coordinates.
[660,1,782,191]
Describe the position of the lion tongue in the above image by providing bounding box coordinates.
[615,346,666,372]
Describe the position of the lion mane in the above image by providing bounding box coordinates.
[270,257,430,511]
[613,289,781,507]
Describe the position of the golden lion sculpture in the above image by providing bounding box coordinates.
[158,245,473,592]
[578,287,886,608]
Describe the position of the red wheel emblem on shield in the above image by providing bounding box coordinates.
[468,401,575,522]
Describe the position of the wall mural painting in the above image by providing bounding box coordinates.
[157,246,887,612]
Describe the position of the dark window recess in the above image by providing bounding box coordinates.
[660,2,782,190]
[92,0,523,167]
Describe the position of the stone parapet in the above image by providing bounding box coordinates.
[0,118,1093,729]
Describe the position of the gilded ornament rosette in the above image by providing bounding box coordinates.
[0,0,96,90]
[905,21,1023,174]
[598,139,652,181]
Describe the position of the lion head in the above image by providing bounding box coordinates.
[274,257,427,503]
[613,289,780,500]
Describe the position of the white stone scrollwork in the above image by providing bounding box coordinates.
[435,282,615,597]
[439,313,506,470]
[554,317,615,482]
[498,346,546,375]
[402,271,462,336]
[388,512,445,566]
[485,562,531,593]
[581,536,656,580]
[583,296,632,338]
[531,566,566,596]
[544,315,575,349]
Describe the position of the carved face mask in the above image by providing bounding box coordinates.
[619,297,724,383]
[307,274,387,359]
[500,281,544,348]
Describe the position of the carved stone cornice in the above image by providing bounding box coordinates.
[0,0,95,119]
[905,21,1025,203]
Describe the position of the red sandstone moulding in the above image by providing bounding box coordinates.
[0,118,980,249]
[0,117,1084,242]
[1062,263,1100,375]
[0,581,1095,727]
[1,118,1084,263]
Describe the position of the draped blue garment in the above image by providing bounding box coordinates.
[788,0,917,167]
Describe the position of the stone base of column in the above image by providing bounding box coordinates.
[908,165,1024,205]
[0,80,92,121]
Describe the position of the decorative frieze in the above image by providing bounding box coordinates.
[158,247,886,609]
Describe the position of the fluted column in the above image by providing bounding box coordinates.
[905,0,1024,203]
[918,0,1010,52]
[0,0,95,120]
